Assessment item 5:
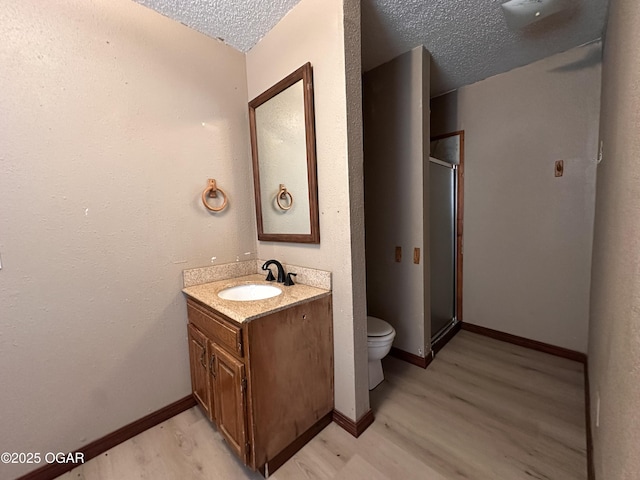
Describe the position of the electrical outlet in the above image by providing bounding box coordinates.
[395,246,402,262]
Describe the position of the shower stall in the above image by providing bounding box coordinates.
[429,131,463,347]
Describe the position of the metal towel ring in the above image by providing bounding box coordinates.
[276,184,293,211]
[201,179,228,212]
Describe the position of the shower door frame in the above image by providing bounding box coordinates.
[429,130,465,348]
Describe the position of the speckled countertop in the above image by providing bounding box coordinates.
[182,274,331,324]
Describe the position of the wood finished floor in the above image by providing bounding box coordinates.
[57,331,586,480]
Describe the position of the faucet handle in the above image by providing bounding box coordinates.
[264,268,276,281]
[284,272,297,286]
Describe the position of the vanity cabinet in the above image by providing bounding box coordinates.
[185,293,333,475]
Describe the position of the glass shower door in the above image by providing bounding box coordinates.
[429,157,457,341]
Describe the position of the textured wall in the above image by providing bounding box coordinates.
[246,0,369,421]
[342,0,369,416]
[0,1,254,477]
[589,0,640,477]
[363,47,431,357]
[432,43,602,352]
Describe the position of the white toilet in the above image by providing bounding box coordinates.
[367,316,396,390]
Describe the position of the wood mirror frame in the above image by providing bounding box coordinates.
[248,63,320,244]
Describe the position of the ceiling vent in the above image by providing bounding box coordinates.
[501,0,567,28]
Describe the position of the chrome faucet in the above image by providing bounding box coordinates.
[262,259,285,283]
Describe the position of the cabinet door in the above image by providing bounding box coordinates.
[211,342,249,463]
[187,324,211,419]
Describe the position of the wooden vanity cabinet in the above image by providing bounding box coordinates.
[185,294,333,475]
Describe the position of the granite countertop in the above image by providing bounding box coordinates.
[182,274,331,324]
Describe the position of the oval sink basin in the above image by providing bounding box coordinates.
[217,284,282,302]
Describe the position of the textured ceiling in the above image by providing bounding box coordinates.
[362,0,609,96]
[134,0,609,96]
[133,0,302,51]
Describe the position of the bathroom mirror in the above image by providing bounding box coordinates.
[249,63,320,244]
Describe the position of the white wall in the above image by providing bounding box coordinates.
[363,47,431,357]
[431,43,601,352]
[246,0,369,421]
[0,1,254,477]
[589,0,640,477]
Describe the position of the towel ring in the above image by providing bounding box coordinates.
[201,179,228,212]
[276,184,293,211]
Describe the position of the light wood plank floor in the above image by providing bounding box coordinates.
[57,331,586,480]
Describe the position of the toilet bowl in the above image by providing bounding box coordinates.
[367,316,396,390]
